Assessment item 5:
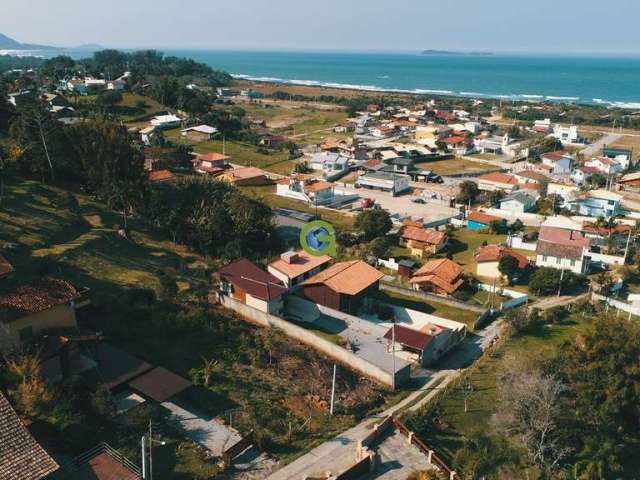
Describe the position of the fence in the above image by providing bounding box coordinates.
[222,430,254,467]
[216,293,407,388]
[477,283,529,311]
[380,282,487,313]
[392,418,460,480]
[587,252,626,267]
[506,235,538,251]
[377,258,400,271]
[481,207,545,227]
[53,442,140,480]
[592,292,640,317]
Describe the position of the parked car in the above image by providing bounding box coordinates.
[412,198,426,204]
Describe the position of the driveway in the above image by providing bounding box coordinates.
[335,185,459,223]
[162,401,241,457]
[581,133,622,157]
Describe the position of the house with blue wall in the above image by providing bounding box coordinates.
[467,210,506,231]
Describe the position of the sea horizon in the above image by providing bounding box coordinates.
[5,47,640,108]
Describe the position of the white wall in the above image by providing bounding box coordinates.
[535,254,584,274]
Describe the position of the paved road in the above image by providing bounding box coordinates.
[532,293,589,311]
[266,320,499,480]
[581,133,622,157]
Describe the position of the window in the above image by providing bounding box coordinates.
[542,255,548,262]
[556,257,561,264]
[570,259,576,267]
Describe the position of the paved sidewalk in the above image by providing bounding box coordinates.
[162,401,241,456]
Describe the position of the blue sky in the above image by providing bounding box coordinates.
[2,0,639,53]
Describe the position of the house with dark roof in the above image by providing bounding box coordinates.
[383,321,466,366]
[300,260,384,314]
[409,258,465,296]
[498,190,538,214]
[216,258,287,315]
[0,391,59,480]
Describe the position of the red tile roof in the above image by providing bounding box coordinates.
[401,226,447,246]
[383,324,433,351]
[221,167,267,183]
[0,278,80,323]
[478,172,519,185]
[0,391,59,480]
[582,222,631,236]
[0,255,13,279]
[541,151,569,162]
[196,152,231,162]
[304,181,334,193]
[539,226,591,249]
[219,258,286,301]
[268,250,332,279]
[467,210,503,225]
[301,260,383,296]
[148,169,174,183]
[410,259,465,294]
[475,245,529,269]
[444,136,468,144]
[578,166,601,175]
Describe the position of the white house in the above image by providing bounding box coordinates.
[140,126,156,146]
[276,174,336,205]
[477,172,520,192]
[180,125,218,141]
[540,151,574,176]
[533,118,552,133]
[475,134,511,155]
[568,190,623,218]
[571,166,601,185]
[107,80,126,91]
[356,172,410,196]
[150,114,182,129]
[535,226,592,274]
[498,191,538,214]
[553,124,581,144]
[309,152,350,180]
[546,182,580,206]
[585,157,624,175]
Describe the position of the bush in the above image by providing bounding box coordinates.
[158,268,178,300]
[377,304,394,321]
[529,267,587,296]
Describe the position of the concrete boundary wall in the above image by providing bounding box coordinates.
[477,283,529,311]
[217,294,406,388]
[592,292,640,316]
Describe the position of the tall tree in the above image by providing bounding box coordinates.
[355,209,392,241]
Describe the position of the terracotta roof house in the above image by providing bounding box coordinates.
[466,210,506,231]
[0,277,83,352]
[514,170,550,184]
[148,169,174,184]
[0,255,13,279]
[477,172,520,192]
[192,152,231,174]
[220,167,271,186]
[0,391,59,480]
[410,258,465,296]
[268,250,332,289]
[216,258,286,315]
[536,226,592,274]
[300,260,383,314]
[399,225,447,258]
[475,245,530,280]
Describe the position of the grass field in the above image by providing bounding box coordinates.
[609,134,640,160]
[404,313,595,475]
[376,290,480,329]
[416,157,501,176]
[73,92,166,121]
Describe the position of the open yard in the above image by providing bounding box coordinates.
[415,157,501,176]
[73,92,167,121]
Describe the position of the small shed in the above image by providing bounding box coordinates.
[128,367,192,403]
[397,259,416,278]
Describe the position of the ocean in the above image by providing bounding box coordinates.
[5,48,640,108]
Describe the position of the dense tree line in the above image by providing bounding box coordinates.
[0,54,45,74]
[144,176,275,259]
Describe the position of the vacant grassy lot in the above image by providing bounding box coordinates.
[73,92,166,121]
[404,313,595,477]
[609,134,640,160]
[376,290,480,329]
[415,157,501,176]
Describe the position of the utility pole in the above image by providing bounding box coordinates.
[391,323,396,391]
[330,364,337,415]
[141,435,148,480]
[149,420,153,480]
[557,266,565,297]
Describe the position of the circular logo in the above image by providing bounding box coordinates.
[300,220,336,257]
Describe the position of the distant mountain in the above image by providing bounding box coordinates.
[0,33,59,50]
[421,49,493,56]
